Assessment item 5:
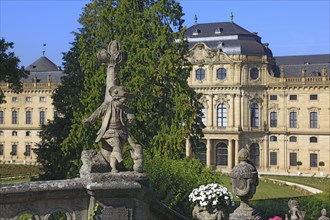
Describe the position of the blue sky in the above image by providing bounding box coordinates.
[1,0,329,68]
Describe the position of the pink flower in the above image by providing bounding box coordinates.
[269,216,282,220]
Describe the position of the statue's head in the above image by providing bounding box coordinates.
[110,86,132,107]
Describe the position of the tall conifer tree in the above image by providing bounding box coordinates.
[38,0,204,178]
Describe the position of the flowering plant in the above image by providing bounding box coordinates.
[269,216,282,220]
[188,183,233,208]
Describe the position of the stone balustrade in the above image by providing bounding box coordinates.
[0,173,187,220]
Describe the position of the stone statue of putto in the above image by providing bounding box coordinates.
[318,209,329,220]
[80,40,144,175]
[229,148,259,220]
[288,199,305,220]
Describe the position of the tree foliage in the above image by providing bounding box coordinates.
[35,39,86,180]
[37,0,204,179]
[0,38,29,103]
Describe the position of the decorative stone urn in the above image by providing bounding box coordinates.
[229,148,259,220]
[192,205,228,220]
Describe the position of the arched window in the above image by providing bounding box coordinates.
[250,143,260,167]
[216,143,228,166]
[201,106,206,126]
[26,111,31,124]
[217,104,227,127]
[250,67,259,80]
[40,111,45,125]
[26,131,31,136]
[196,68,205,80]
[12,111,18,124]
[12,131,17,136]
[270,136,277,142]
[217,68,227,80]
[194,142,206,164]
[0,111,4,124]
[289,136,297,142]
[310,137,317,143]
[250,103,259,128]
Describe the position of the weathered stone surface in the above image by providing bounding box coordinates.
[229,148,259,220]
[79,149,111,177]
[318,209,329,220]
[288,199,305,220]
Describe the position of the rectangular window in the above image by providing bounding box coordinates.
[0,144,3,155]
[12,111,18,124]
[270,95,277,101]
[26,111,31,124]
[290,153,297,166]
[40,111,45,125]
[270,112,277,127]
[310,153,318,167]
[39,97,46,102]
[201,107,206,126]
[310,95,318,100]
[0,131,3,136]
[310,112,318,128]
[26,97,32,102]
[0,111,4,124]
[270,152,277,165]
[289,95,297,100]
[11,145,17,156]
[12,97,18,102]
[25,145,31,156]
[289,112,297,128]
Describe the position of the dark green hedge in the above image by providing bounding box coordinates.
[144,153,229,217]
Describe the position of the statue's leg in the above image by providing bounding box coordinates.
[106,137,121,173]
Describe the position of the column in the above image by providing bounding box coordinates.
[234,94,241,129]
[229,95,234,128]
[206,138,212,167]
[264,136,269,171]
[227,139,233,170]
[209,94,214,127]
[234,139,239,165]
[185,138,192,158]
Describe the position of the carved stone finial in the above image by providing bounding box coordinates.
[238,147,249,161]
[229,148,259,220]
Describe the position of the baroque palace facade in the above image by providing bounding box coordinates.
[0,21,329,175]
[185,21,330,175]
[0,55,62,164]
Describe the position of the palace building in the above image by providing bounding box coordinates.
[184,21,330,175]
[0,20,329,175]
[0,55,62,164]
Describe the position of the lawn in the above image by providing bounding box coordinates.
[0,164,42,184]
[261,175,330,192]
[217,174,304,200]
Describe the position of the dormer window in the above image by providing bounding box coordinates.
[192,29,200,36]
[215,27,223,34]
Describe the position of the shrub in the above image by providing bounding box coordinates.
[144,153,227,218]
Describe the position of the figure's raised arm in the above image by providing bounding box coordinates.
[83,102,108,125]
